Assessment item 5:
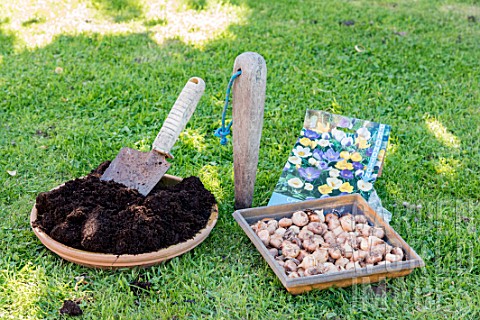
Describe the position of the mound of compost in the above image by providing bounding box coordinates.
[33,161,216,255]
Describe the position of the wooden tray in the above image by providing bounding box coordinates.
[233,194,424,294]
[31,174,218,268]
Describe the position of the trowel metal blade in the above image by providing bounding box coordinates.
[100,147,170,196]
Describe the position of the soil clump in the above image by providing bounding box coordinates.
[34,161,216,255]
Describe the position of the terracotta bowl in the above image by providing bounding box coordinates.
[30,174,218,268]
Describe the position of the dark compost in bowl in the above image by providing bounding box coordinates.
[33,161,216,255]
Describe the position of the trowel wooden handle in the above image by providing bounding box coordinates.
[152,77,205,156]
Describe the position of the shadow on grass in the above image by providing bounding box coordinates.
[179,0,207,11]
[0,26,15,55]
[0,25,246,197]
[1,0,478,215]
[0,28,240,318]
[91,0,144,22]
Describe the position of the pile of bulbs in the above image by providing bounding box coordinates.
[250,209,404,278]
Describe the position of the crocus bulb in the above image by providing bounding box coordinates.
[279,218,293,228]
[292,211,309,227]
[339,214,356,232]
[282,243,301,259]
[257,229,270,246]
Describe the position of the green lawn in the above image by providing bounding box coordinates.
[1,0,479,318]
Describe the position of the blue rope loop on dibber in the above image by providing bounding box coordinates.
[214,70,242,145]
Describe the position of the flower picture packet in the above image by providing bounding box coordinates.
[268,109,391,206]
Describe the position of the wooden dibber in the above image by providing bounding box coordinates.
[232,52,267,209]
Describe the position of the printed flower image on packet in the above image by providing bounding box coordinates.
[268,109,391,206]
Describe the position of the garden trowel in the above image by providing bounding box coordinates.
[101,77,205,196]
